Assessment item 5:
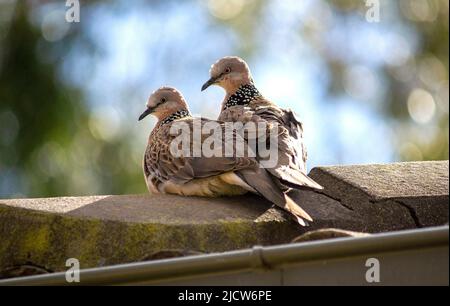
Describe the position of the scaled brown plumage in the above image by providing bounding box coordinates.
[140,87,313,225]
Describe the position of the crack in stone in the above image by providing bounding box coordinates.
[369,199,423,229]
[393,200,423,228]
[313,190,355,211]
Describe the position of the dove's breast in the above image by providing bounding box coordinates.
[146,172,255,197]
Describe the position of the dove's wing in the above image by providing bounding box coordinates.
[145,117,313,226]
[220,101,323,191]
[282,108,308,171]
[237,167,312,225]
[144,118,258,187]
[258,106,323,190]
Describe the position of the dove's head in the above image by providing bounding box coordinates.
[139,87,189,121]
[201,56,253,93]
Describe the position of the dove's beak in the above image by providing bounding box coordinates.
[138,108,153,121]
[201,77,218,91]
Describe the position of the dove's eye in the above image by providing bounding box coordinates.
[160,98,166,103]
[225,67,231,73]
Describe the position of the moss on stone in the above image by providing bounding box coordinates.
[3,161,445,275]
[22,225,50,254]
[0,203,302,273]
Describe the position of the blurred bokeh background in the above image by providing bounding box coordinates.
[0,0,448,198]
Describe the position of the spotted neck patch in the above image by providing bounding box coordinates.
[161,110,191,125]
[224,84,261,110]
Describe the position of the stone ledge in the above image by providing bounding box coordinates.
[0,194,300,275]
[311,161,449,199]
[0,161,448,277]
[308,161,449,229]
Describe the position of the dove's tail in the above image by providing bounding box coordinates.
[237,168,312,226]
[267,167,323,191]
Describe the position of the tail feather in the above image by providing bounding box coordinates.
[237,168,313,226]
[268,167,323,190]
[285,194,313,223]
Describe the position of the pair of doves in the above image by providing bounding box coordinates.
[139,56,323,226]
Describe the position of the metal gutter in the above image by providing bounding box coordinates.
[0,226,448,286]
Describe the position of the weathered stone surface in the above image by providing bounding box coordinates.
[309,161,449,230]
[0,194,302,273]
[311,161,448,200]
[2,194,284,224]
[0,161,448,276]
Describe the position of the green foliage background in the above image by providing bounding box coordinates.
[0,0,448,198]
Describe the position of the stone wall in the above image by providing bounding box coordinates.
[0,161,448,278]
